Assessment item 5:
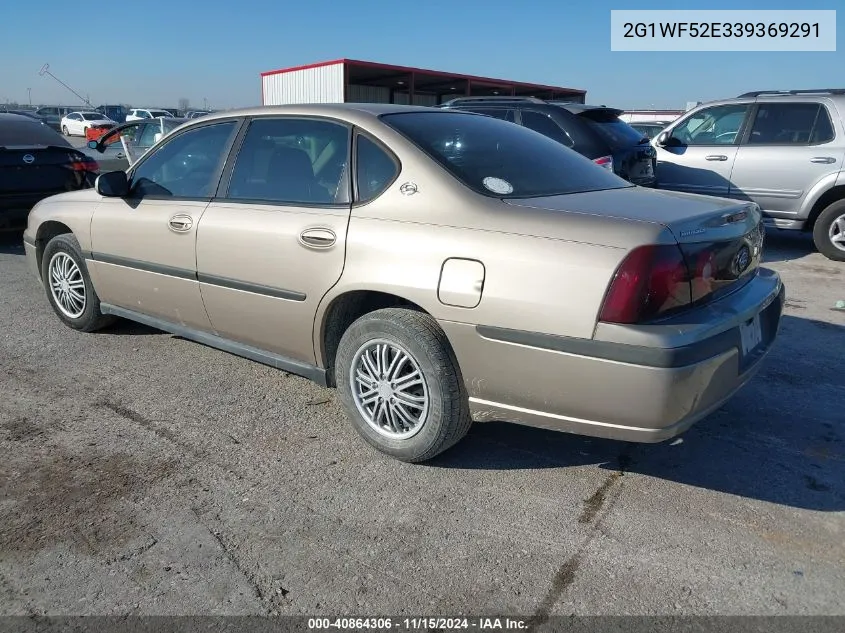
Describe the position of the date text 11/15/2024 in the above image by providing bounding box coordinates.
[307,617,528,630]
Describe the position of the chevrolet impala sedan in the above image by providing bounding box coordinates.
[22,104,785,463]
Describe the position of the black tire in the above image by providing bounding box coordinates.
[335,307,472,463]
[813,199,845,262]
[40,233,114,332]
[62,125,69,136]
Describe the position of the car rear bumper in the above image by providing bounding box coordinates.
[441,269,784,442]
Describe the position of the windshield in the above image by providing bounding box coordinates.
[381,111,630,198]
[577,110,648,148]
[0,118,70,146]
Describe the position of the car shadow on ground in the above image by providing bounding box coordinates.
[431,314,845,512]
[762,229,821,264]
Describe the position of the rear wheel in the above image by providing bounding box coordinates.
[62,125,69,136]
[335,308,472,463]
[812,199,845,262]
[41,233,114,332]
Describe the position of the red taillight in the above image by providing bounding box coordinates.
[594,155,614,171]
[66,158,99,172]
[598,244,692,324]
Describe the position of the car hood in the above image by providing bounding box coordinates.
[503,186,761,245]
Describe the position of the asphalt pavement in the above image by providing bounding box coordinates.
[0,228,843,618]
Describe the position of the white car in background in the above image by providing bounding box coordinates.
[125,108,175,122]
[60,111,115,136]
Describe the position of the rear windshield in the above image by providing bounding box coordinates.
[0,117,70,146]
[81,112,105,120]
[576,109,648,149]
[381,111,630,198]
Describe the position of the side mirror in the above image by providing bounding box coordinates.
[87,140,99,150]
[95,170,129,197]
[655,131,670,146]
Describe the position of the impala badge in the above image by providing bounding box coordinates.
[399,182,418,196]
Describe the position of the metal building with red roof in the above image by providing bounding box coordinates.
[260,58,586,106]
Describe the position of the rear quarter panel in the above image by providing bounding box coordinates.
[312,111,663,369]
[312,179,631,369]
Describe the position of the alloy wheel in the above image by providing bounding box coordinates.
[350,339,430,439]
[48,252,86,318]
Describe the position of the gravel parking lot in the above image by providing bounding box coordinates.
[1,228,843,618]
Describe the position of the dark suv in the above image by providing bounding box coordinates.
[440,96,657,186]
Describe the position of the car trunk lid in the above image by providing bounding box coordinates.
[0,145,98,194]
[505,186,765,322]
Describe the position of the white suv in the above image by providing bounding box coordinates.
[125,108,175,122]
[653,89,845,261]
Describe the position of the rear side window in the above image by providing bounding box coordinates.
[748,103,835,145]
[520,110,574,147]
[356,134,398,203]
[0,118,69,146]
[226,117,350,205]
[382,111,629,198]
[577,109,647,149]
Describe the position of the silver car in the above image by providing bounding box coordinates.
[84,117,188,171]
[23,104,784,463]
[653,89,845,261]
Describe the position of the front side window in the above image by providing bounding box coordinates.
[748,103,835,145]
[226,117,350,205]
[382,111,629,198]
[356,134,398,203]
[671,104,750,146]
[130,121,238,199]
[520,110,574,147]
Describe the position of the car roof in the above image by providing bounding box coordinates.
[195,103,452,125]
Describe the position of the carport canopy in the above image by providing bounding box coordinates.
[342,58,586,104]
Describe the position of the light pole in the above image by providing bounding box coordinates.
[38,63,93,108]
[27,88,32,106]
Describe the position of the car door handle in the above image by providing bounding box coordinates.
[115,152,125,159]
[810,156,836,164]
[168,214,193,232]
[705,155,728,161]
[299,228,336,249]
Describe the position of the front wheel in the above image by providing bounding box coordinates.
[62,125,69,136]
[41,233,114,332]
[812,199,845,262]
[335,308,471,463]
